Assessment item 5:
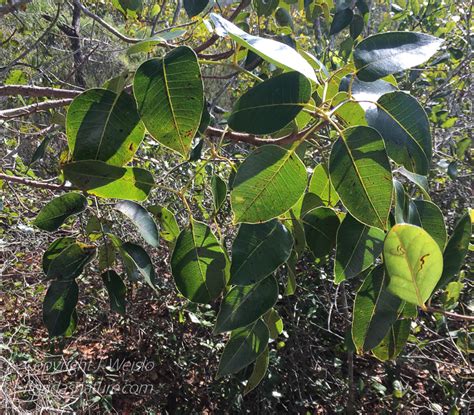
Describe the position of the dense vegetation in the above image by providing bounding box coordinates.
[0,0,472,413]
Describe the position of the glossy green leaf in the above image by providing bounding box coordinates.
[30,135,53,165]
[230,220,293,285]
[215,275,278,333]
[98,241,116,272]
[243,346,269,395]
[372,319,411,361]
[350,14,364,39]
[217,319,269,378]
[231,145,307,223]
[34,193,87,232]
[331,92,367,127]
[210,13,317,83]
[42,237,76,275]
[435,213,471,291]
[308,163,339,207]
[183,0,208,17]
[284,250,298,296]
[354,32,443,81]
[263,308,284,339]
[396,167,431,200]
[329,9,353,35]
[329,126,393,229]
[334,214,385,284]
[408,200,446,250]
[63,160,154,201]
[66,89,145,166]
[352,266,402,353]
[253,0,278,16]
[228,72,311,135]
[47,243,96,281]
[102,270,126,315]
[121,242,158,292]
[367,92,431,175]
[211,175,227,213]
[64,309,78,338]
[133,46,203,156]
[302,207,340,258]
[171,220,228,304]
[126,31,186,56]
[384,224,443,306]
[393,179,408,224]
[43,280,79,337]
[115,200,160,247]
[148,205,180,243]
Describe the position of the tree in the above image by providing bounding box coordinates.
[0,0,471,410]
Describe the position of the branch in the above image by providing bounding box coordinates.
[0,173,70,191]
[425,306,474,322]
[0,0,32,17]
[0,99,73,119]
[0,85,81,98]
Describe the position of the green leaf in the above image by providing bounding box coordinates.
[331,92,367,127]
[121,242,159,292]
[126,31,186,56]
[372,319,411,361]
[231,145,307,223]
[215,275,278,333]
[47,243,96,281]
[228,72,311,135]
[396,167,431,200]
[334,214,385,284]
[308,163,339,207]
[408,200,447,250]
[353,32,443,81]
[33,193,87,232]
[329,126,393,229]
[253,0,279,16]
[367,92,431,175]
[393,179,409,224]
[148,205,180,244]
[64,309,78,338]
[263,308,284,339]
[243,347,269,395]
[211,175,227,213]
[66,89,145,166]
[350,14,364,39]
[133,46,203,157]
[63,160,154,201]
[171,220,228,303]
[183,0,208,17]
[102,270,126,315]
[115,201,160,247]
[30,135,53,165]
[435,213,471,291]
[43,280,79,337]
[329,9,353,35]
[42,237,76,275]
[98,241,116,272]
[352,266,402,353]
[217,319,269,378]
[383,224,443,306]
[230,220,293,285]
[302,207,340,258]
[210,13,317,83]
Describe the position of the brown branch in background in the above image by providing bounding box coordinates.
[425,306,474,322]
[0,85,81,99]
[0,173,69,191]
[0,98,73,119]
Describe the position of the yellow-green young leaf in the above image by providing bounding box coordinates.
[367,92,432,175]
[211,175,227,213]
[334,214,385,284]
[66,89,145,166]
[228,72,311,135]
[101,270,126,315]
[43,280,78,337]
[214,275,278,333]
[352,266,402,353]
[217,319,269,378]
[33,193,87,232]
[133,46,203,157]
[63,160,154,201]
[435,213,471,291]
[308,163,339,207]
[408,200,447,250]
[243,347,269,395]
[372,319,411,361]
[353,32,443,82]
[47,243,96,281]
[231,145,307,223]
[148,205,180,244]
[329,126,392,229]
[209,13,317,83]
[42,237,76,274]
[383,224,443,306]
[171,220,228,304]
[115,201,160,247]
[230,220,293,285]
[331,92,367,127]
[302,207,340,258]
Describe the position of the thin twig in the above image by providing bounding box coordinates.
[0,173,70,191]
